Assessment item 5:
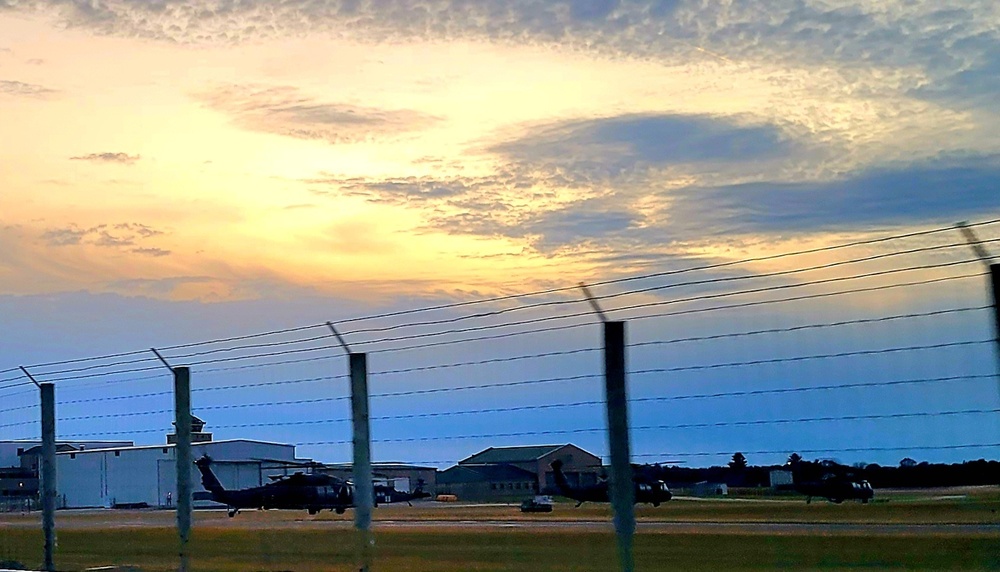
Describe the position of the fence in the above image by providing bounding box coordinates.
[1,218,999,571]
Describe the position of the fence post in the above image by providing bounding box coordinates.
[174,366,192,572]
[604,321,635,572]
[990,265,1000,380]
[350,353,374,571]
[40,382,56,572]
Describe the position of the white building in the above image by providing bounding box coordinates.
[769,469,794,488]
[0,440,133,469]
[690,481,729,496]
[57,439,301,508]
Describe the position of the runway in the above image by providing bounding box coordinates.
[3,509,999,536]
[376,519,1000,535]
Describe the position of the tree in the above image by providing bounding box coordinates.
[787,453,802,465]
[729,452,748,471]
[900,458,917,468]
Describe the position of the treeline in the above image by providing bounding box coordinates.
[860,459,1000,488]
[637,457,1000,488]
[639,464,770,487]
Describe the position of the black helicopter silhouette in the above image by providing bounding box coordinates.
[550,459,672,507]
[788,458,874,504]
[195,455,430,517]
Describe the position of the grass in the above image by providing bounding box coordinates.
[2,489,999,571]
[1,528,999,571]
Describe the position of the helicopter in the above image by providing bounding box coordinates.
[787,457,874,504]
[549,459,672,507]
[195,455,430,517]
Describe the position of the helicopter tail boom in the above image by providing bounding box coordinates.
[194,455,226,496]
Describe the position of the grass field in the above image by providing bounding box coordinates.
[2,528,999,571]
[1,488,998,571]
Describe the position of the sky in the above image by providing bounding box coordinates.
[1,0,1000,469]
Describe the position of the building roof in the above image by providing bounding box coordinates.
[53,439,294,456]
[458,445,568,465]
[0,440,133,446]
[323,462,437,471]
[438,464,538,484]
[18,444,79,456]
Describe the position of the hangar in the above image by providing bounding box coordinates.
[321,462,437,494]
[52,419,315,509]
[56,439,304,508]
[1,440,133,510]
[437,444,602,501]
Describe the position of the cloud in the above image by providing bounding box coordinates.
[5,1,997,106]
[426,197,643,253]
[667,156,1000,235]
[94,230,135,247]
[302,111,800,252]
[197,84,439,144]
[114,222,163,238]
[40,227,88,246]
[916,48,1000,106]
[0,79,55,97]
[40,222,168,250]
[310,174,496,204]
[306,167,646,252]
[488,113,794,174]
[69,152,141,164]
[130,247,172,257]
[305,153,1000,259]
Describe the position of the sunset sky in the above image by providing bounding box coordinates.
[2,1,999,467]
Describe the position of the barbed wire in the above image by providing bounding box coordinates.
[22,301,968,392]
[636,443,1000,459]
[343,238,1000,338]
[59,428,171,438]
[372,272,984,356]
[368,305,986,377]
[0,402,39,415]
[6,265,983,389]
[34,370,988,415]
[167,406,1000,434]
[24,237,990,383]
[23,372,985,433]
[7,218,997,377]
[290,407,1000,446]
[303,442,1000,466]
[0,371,173,400]
[636,340,992,374]
[340,258,985,351]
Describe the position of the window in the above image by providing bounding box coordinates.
[162,448,169,454]
[69,453,75,459]
[16,448,23,456]
[114,451,121,457]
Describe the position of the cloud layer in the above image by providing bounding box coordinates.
[0,79,54,97]
[489,114,794,175]
[41,222,168,255]
[198,84,438,144]
[4,1,997,106]
[69,152,141,164]
[669,157,1000,235]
